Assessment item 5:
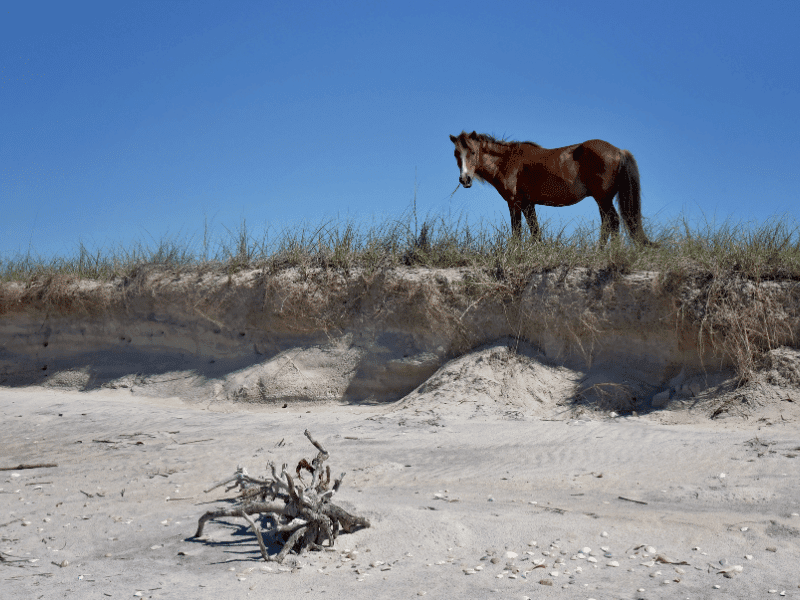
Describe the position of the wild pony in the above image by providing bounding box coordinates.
[449,131,655,246]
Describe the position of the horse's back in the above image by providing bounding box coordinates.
[575,139,622,158]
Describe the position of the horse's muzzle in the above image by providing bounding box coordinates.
[459,175,472,188]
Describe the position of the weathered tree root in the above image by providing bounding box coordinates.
[193,429,370,562]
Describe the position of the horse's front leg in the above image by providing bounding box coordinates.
[508,203,523,238]
[522,203,541,242]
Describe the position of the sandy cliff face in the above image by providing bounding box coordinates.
[1,267,799,410]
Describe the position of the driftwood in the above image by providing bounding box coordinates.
[0,463,57,471]
[193,429,369,563]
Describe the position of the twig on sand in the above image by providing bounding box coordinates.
[174,438,215,445]
[193,429,370,563]
[618,496,648,505]
[0,551,36,565]
[0,518,23,528]
[0,463,58,471]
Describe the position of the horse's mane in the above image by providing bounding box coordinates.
[474,132,542,149]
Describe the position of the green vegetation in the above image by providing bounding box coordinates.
[2,212,800,283]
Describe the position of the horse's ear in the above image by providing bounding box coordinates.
[468,131,478,139]
[449,134,457,144]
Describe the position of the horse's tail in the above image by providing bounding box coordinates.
[617,150,655,246]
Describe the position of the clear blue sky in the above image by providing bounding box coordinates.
[2,0,798,258]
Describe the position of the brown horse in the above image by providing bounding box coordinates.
[449,131,655,246]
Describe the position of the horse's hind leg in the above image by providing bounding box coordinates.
[522,203,541,241]
[596,195,620,247]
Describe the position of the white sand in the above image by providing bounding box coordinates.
[2,379,799,599]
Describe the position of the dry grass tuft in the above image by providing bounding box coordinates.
[4,212,800,283]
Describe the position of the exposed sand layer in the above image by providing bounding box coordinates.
[2,267,799,411]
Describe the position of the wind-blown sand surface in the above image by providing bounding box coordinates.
[2,380,799,599]
[2,268,800,598]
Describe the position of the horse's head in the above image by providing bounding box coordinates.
[449,131,482,188]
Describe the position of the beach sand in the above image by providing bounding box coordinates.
[2,377,799,599]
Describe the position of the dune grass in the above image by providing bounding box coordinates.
[2,212,800,283]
